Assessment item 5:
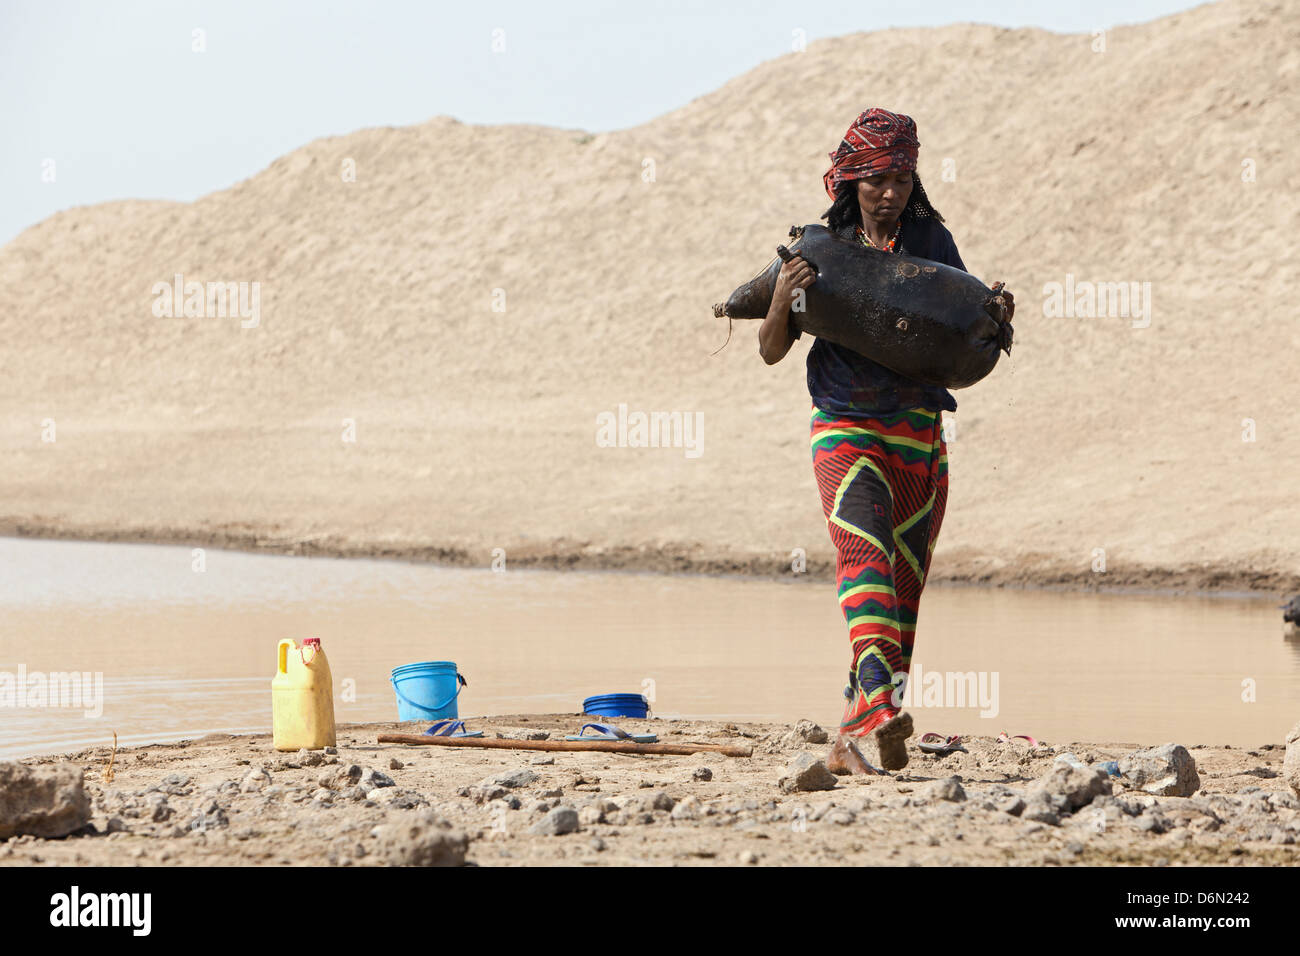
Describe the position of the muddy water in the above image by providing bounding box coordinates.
[1,538,1296,759]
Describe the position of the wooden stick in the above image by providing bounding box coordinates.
[376,733,752,758]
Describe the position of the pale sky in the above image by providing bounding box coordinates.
[1,0,1207,244]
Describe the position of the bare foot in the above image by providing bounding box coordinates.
[826,735,884,775]
[872,710,914,771]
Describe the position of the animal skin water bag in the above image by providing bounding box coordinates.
[712,224,1013,388]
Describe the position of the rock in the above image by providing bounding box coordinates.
[692,767,713,782]
[825,809,856,825]
[373,813,469,866]
[529,806,579,836]
[780,720,829,747]
[779,752,837,793]
[1020,795,1061,827]
[0,762,92,839]
[1111,795,1149,817]
[187,799,228,831]
[339,786,368,802]
[481,769,538,790]
[638,790,675,812]
[578,805,604,826]
[1135,813,1168,834]
[145,794,172,823]
[1029,761,1111,814]
[373,789,430,810]
[310,788,335,803]
[1269,791,1299,811]
[317,764,362,790]
[294,749,325,767]
[531,756,555,766]
[388,758,404,771]
[459,784,508,805]
[153,773,193,796]
[1119,744,1200,797]
[1284,721,1300,798]
[738,850,758,864]
[240,767,273,793]
[919,776,967,803]
[671,796,703,821]
[995,794,1026,817]
[360,769,396,791]
[589,837,606,852]
[104,816,128,834]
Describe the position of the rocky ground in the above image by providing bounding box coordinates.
[2,715,1299,867]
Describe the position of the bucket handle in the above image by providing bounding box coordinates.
[390,672,467,714]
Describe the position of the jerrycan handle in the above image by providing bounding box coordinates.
[277,639,295,675]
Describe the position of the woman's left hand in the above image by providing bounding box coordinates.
[990,281,1015,322]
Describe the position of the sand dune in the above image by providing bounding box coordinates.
[1,0,1297,591]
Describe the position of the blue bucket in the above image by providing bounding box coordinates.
[582,693,649,719]
[391,661,466,721]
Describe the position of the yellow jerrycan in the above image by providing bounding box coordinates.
[272,637,337,751]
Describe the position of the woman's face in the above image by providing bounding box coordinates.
[855,170,914,224]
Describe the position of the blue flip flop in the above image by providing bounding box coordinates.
[422,719,484,738]
[564,722,657,744]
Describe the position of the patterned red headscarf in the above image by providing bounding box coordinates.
[823,108,920,200]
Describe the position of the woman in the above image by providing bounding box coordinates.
[758,108,1014,774]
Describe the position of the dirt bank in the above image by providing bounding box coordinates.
[1,0,1297,596]
[4,521,1297,596]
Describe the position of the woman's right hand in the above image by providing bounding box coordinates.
[759,254,816,365]
[774,254,817,308]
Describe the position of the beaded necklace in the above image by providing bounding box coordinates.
[857,219,901,253]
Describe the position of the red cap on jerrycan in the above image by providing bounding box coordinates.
[301,637,322,664]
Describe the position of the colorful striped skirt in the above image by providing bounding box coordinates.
[810,406,949,737]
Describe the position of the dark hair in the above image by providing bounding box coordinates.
[820,172,944,232]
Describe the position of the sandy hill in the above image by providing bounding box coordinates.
[1,0,1297,592]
